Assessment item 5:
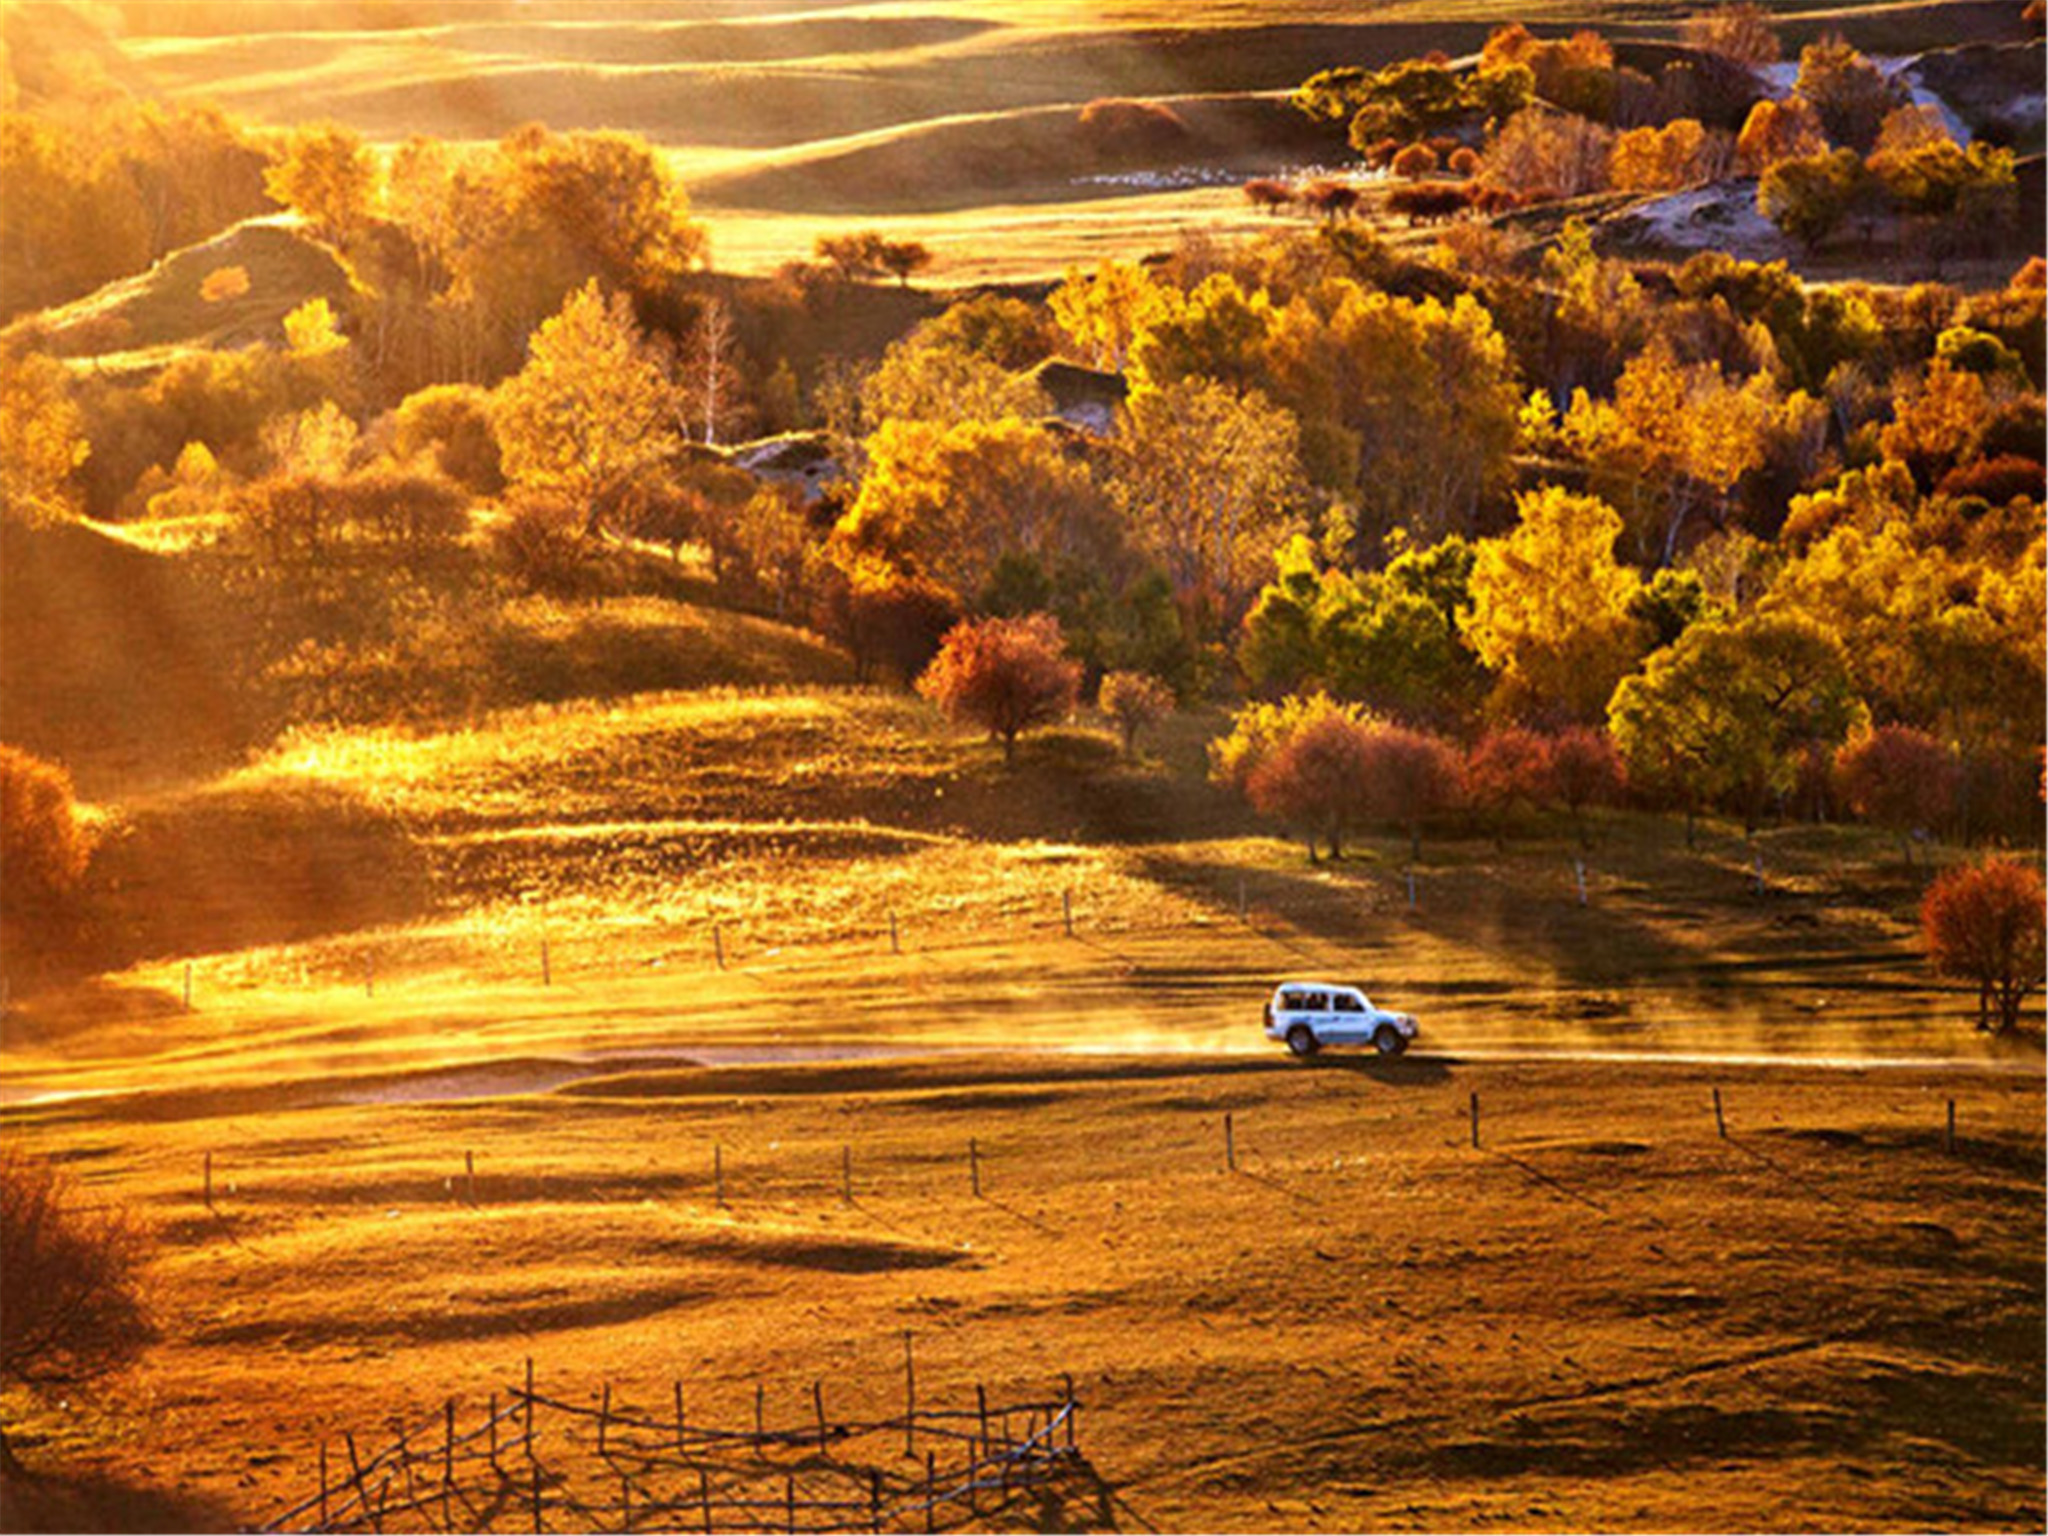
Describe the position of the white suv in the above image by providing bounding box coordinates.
[1264,981,1419,1058]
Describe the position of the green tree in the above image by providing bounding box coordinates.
[1608,612,1867,833]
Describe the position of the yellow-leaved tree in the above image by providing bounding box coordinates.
[1460,485,1650,724]
[494,281,677,536]
[0,348,89,526]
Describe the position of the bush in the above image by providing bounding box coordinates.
[1920,858,2046,1034]
[1077,98,1188,155]
[1391,142,1440,179]
[0,744,92,973]
[492,487,589,595]
[0,1148,155,1471]
[917,613,1081,763]
[389,384,503,494]
[1387,182,1470,225]
[1098,670,1175,758]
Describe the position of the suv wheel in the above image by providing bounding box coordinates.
[1286,1024,1319,1058]
[1373,1024,1407,1057]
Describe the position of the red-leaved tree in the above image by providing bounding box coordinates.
[916,613,1081,763]
[1920,858,2045,1034]
[1362,725,1463,862]
[1247,712,1378,861]
[1464,727,1554,846]
[1547,726,1626,847]
[1835,724,1961,866]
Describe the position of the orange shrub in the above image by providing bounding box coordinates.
[1391,142,1439,179]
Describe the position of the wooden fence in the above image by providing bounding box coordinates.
[264,1358,1084,1534]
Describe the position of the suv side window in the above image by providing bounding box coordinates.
[1304,992,1329,1011]
[1332,993,1363,1012]
[1279,990,1311,1011]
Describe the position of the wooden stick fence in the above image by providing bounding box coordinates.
[267,1365,1085,1534]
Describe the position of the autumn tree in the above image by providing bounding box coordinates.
[1921,859,2045,1034]
[1209,692,1372,797]
[1834,724,1960,865]
[1048,258,1165,373]
[1464,726,1554,844]
[1547,725,1627,845]
[263,121,376,245]
[0,114,151,318]
[1480,109,1615,199]
[835,416,1109,604]
[0,348,89,525]
[1758,148,1866,249]
[1361,724,1464,862]
[389,383,503,493]
[0,744,93,975]
[1108,378,1303,630]
[1462,486,1650,725]
[1246,711,1379,861]
[1791,35,1903,153]
[494,281,677,535]
[1734,96,1827,176]
[1609,119,1729,191]
[1098,670,1175,758]
[1608,612,1867,834]
[0,1149,156,1474]
[917,613,1082,763]
[1680,4,1781,67]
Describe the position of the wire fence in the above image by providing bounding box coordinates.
[265,1356,1086,1535]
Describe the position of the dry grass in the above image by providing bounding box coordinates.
[2,1053,2040,1531]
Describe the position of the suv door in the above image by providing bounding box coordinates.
[1326,989,1369,1043]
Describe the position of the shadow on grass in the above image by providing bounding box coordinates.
[0,1462,236,1534]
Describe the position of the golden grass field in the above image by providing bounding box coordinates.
[2,2,2042,1530]
[3,672,2041,1530]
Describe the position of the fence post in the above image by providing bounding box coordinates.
[902,1331,916,1457]
[366,954,375,997]
[1713,1087,1726,1139]
[599,1382,611,1456]
[699,1468,713,1535]
[1946,1098,1956,1154]
[715,1144,726,1206]
[541,935,551,986]
[890,911,900,955]
[318,1440,329,1529]
[465,1149,477,1207]
[1469,1091,1480,1149]
[1225,1112,1236,1172]
[842,1144,853,1205]
[924,1452,936,1532]
[714,923,726,970]
[675,1382,686,1452]
[754,1381,765,1447]
[1238,876,1247,921]
[1406,869,1417,910]
[1062,888,1073,936]
[203,1150,214,1212]
[969,1138,981,1198]
[183,961,193,1011]
[814,1379,829,1453]
[1574,858,1588,907]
